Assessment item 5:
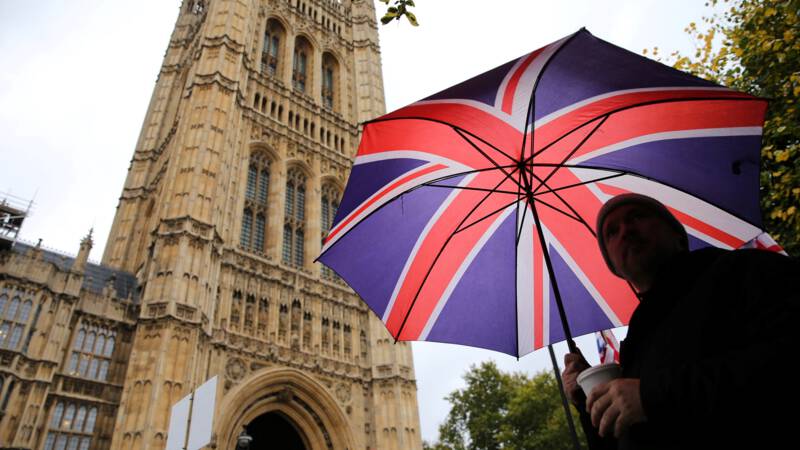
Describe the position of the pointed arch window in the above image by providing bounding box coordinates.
[240,150,271,255]
[261,20,283,76]
[322,66,334,109]
[320,183,341,280]
[322,53,338,110]
[0,286,36,351]
[293,37,312,93]
[45,401,96,450]
[293,50,308,92]
[283,167,307,268]
[67,323,116,382]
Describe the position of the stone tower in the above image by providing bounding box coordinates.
[100,0,422,449]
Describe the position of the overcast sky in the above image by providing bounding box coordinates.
[1,0,719,443]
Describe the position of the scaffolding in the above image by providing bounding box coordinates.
[0,192,32,251]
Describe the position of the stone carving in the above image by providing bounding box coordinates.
[226,357,247,381]
[335,382,351,404]
[277,386,293,403]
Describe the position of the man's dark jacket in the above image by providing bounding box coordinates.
[585,247,799,449]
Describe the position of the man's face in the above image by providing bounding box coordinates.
[601,204,685,286]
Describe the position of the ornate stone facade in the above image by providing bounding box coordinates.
[0,1,422,449]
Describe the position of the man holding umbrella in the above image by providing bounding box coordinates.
[563,193,800,449]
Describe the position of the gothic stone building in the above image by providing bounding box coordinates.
[0,1,423,449]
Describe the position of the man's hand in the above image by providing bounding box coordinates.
[586,378,647,438]
[563,352,590,406]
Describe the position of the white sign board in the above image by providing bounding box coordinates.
[165,393,192,450]
[165,376,218,450]
[188,376,218,450]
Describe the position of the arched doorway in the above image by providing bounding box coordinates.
[245,411,306,450]
[216,368,356,450]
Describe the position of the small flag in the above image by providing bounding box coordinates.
[596,329,620,364]
[740,232,787,255]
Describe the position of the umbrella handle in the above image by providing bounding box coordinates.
[567,338,578,354]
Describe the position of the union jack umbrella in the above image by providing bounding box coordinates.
[318,29,767,357]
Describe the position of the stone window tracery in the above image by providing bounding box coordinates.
[231,290,242,328]
[279,303,289,341]
[321,317,330,352]
[244,295,256,330]
[240,151,271,254]
[44,401,96,450]
[67,323,115,382]
[303,311,312,349]
[262,20,283,76]
[293,37,312,92]
[320,183,341,280]
[322,53,338,110]
[283,167,306,268]
[0,287,35,350]
[258,297,269,335]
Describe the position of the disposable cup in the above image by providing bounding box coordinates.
[576,363,622,396]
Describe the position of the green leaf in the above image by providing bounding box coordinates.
[405,11,419,26]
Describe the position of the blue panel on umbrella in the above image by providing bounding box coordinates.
[426,210,517,355]
[334,158,429,225]
[534,30,717,121]
[582,135,763,227]
[424,57,520,107]
[688,233,716,251]
[547,245,616,344]
[320,177,465,319]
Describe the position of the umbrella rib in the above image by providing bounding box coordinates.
[532,172,626,197]
[451,128,525,191]
[527,113,606,162]
[531,115,609,195]
[515,169,530,245]
[393,168,518,342]
[530,162,761,230]
[455,197,524,236]
[520,29,585,169]
[451,126,518,166]
[530,171,596,235]
[531,196,583,224]
[522,95,764,167]
[405,164,519,194]
[425,184,522,196]
[314,164,517,262]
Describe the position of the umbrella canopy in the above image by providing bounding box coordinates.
[318,28,767,358]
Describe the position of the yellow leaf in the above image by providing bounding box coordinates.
[788,206,797,216]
